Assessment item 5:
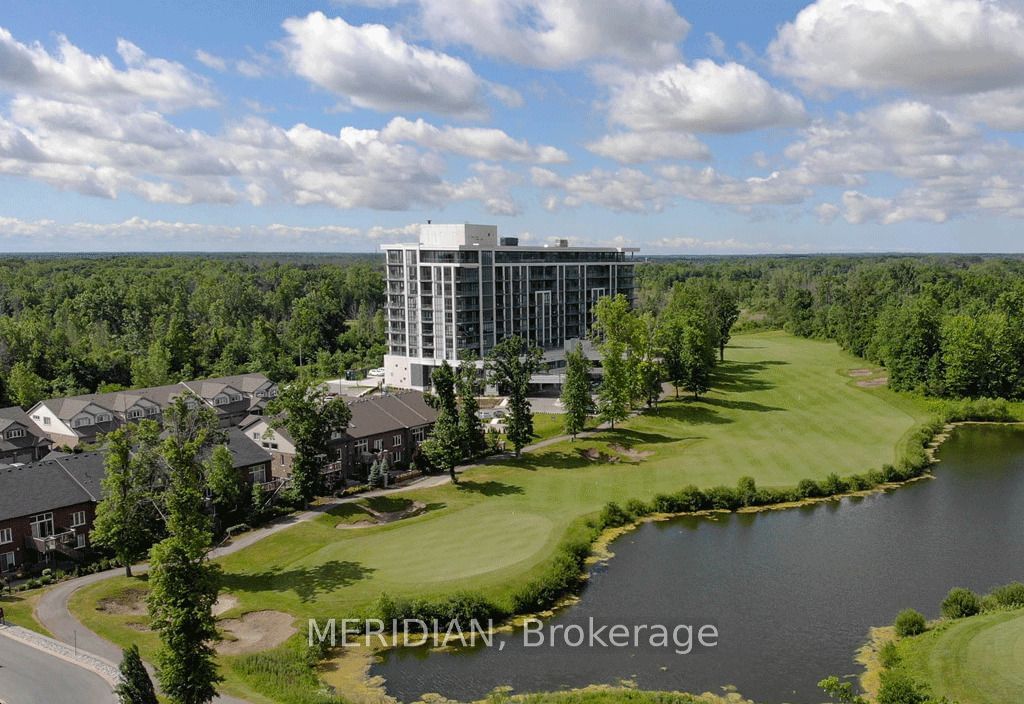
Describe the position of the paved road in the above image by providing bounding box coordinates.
[0,631,114,704]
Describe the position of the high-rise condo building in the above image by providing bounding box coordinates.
[382,223,637,390]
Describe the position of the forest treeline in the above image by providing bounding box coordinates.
[639,255,1024,399]
[0,255,385,407]
[2,253,1023,408]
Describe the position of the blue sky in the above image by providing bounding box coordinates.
[2,0,1024,252]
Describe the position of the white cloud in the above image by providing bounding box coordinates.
[769,0,1024,95]
[586,131,710,163]
[194,49,227,72]
[416,0,689,69]
[0,95,530,212]
[955,88,1024,130]
[647,236,813,253]
[602,60,806,134]
[380,117,568,162]
[815,202,840,224]
[0,27,214,111]
[281,11,510,117]
[531,164,809,213]
[0,215,388,251]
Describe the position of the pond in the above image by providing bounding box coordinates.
[373,425,1024,703]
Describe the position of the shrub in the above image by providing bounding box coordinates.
[990,581,1024,609]
[894,609,927,637]
[625,498,651,517]
[941,587,981,619]
[879,640,901,669]
[736,476,758,506]
[877,670,929,704]
[796,478,824,499]
[820,473,848,496]
[598,502,633,529]
[705,485,741,510]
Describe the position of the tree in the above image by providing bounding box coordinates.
[596,340,630,429]
[205,445,245,526]
[91,422,162,578]
[941,315,991,398]
[147,395,222,704]
[456,359,486,459]
[707,285,740,362]
[678,319,714,398]
[486,336,542,457]
[421,410,463,484]
[561,343,594,439]
[115,644,158,704]
[131,340,174,389]
[7,361,48,406]
[267,377,352,506]
[421,361,464,482]
[818,675,868,704]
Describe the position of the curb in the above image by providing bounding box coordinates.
[0,623,120,688]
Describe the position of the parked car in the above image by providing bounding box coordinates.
[368,367,386,377]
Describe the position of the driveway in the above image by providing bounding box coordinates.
[0,628,115,704]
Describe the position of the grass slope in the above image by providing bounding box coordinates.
[71,332,929,700]
[895,608,1024,703]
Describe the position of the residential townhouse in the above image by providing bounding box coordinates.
[0,428,273,576]
[0,406,52,465]
[27,373,276,448]
[241,390,437,482]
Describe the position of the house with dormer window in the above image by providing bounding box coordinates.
[27,373,277,448]
[0,407,52,465]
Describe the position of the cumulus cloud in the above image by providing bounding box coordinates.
[416,0,689,68]
[789,100,1024,223]
[0,27,214,110]
[586,131,710,163]
[281,12,512,117]
[601,60,806,134]
[769,0,1024,95]
[0,95,528,211]
[380,116,567,162]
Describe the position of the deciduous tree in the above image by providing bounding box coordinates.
[267,377,352,505]
[91,422,162,578]
[561,343,594,439]
[487,336,542,457]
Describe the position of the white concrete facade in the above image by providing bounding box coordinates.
[382,223,637,391]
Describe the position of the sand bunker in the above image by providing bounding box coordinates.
[610,443,654,461]
[848,368,874,377]
[212,594,239,617]
[217,611,296,655]
[580,447,620,463]
[857,377,889,388]
[97,588,147,616]
[337,501,426,529]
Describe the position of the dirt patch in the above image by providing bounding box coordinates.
[579,447,620,463]
[848,368,874,377]
[97,588,147,616]
[125,621,151,632]
[609,443,654,461]
[217,611,296,655]
[212,594,238,617]
[337,501,427,529]
[857,377,889,388]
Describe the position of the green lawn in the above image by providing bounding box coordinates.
[72,331,931,700]
[894,609,1024,703]
[0,588,52,636]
